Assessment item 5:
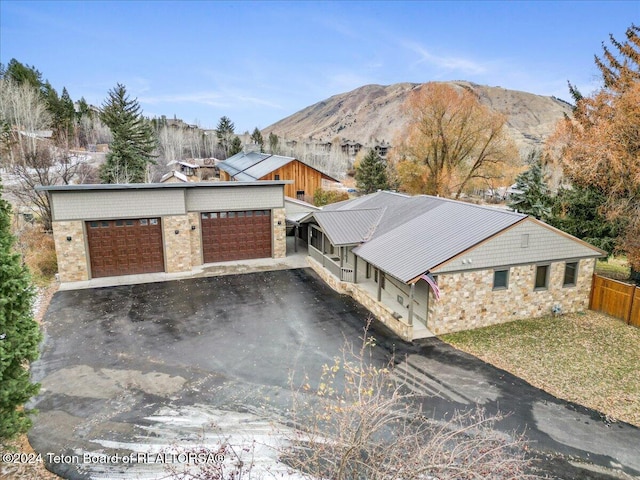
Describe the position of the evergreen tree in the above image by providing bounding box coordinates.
[229,136,242,157]
[268,132,279,154]
[355,149,389,194]
[549,185,624,255]
[250,127,264,152]
[99,84,156,183]
[0,59,43,90]
[507,160,552,220]
[0,180,42,440]
[216,116,235,158]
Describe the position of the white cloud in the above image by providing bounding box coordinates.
[139,91,283,110]
[401,40,487,75]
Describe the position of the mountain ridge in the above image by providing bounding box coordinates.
[264,81,573,153]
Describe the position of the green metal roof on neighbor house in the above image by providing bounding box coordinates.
[303,191,606,284]
[218,151,339,182]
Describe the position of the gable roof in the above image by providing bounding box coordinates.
[218,151,339,182]
[309,192,606,283]
[306,192,530,282]
[313,209,385,245]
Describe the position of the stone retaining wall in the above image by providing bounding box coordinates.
[307,257,412,341]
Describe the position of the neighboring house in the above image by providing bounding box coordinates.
[159,170,191,183]
[301,191,605,340]
[37,182,288,282]
[218,151,339,201]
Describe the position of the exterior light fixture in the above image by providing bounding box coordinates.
[66,236,72,242]
[174,230,179,235]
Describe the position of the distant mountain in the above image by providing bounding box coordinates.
[264,81,573,153]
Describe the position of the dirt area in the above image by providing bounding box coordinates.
[0,282,63,480]
[442,311,640,427]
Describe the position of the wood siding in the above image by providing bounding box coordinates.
[259,160,326,199]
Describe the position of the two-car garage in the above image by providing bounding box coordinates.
[42,182,287,282]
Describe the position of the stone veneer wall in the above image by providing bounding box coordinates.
[52,221,89,282]
[162,215,192,273]
[430,258,595,334]
[187,212,202,267]
[272,208,286,258]
[307,257,412,341]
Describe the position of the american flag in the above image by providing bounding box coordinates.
[421,272,441,300]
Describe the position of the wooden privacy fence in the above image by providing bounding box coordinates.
[590,274,640,327]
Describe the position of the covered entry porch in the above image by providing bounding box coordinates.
[306,223,434,340]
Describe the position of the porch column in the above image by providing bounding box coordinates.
[294,225,298,252]
[321,232,325,266]
[377,270,383,301]
[353,254,358,284]
[339,247,344,268]
[408,283,415,326]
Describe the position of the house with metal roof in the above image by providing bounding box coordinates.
[300,191,605,340]
[217,151,339,202]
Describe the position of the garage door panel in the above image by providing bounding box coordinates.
[201,210,271,263]
[86,219,164,278]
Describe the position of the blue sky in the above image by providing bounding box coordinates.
[1,1,638,132]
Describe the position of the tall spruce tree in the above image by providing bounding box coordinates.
[507,159,552,220]
[99,84,156,183]
[0,180,42,440]
[250,127,264,152]
[355,149,389,194]
[216,116,235,158]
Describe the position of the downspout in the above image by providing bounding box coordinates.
[408,283,414,327]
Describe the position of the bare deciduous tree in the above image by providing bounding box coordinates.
[281,321,539,480]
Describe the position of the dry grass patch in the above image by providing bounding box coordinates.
[441,311,640,427]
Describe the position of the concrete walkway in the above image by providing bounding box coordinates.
[59,236,308,291]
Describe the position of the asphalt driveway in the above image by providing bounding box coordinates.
[29,268,640,479]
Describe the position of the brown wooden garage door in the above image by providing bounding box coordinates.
[201,210,271,263]
[86,218,164,278]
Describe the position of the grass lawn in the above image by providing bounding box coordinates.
[596,256,631,281]
[441,311,640,427]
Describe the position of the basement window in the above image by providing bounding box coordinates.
[563,262,578,287]
[493,269,509,290]
[534,265,550,290]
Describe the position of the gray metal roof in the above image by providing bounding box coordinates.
[35,181,291,192]
[218,151,338,182]
[353,199,526,282]
[313,209,385,245]
[307,191,530,283]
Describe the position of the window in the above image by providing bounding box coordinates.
[534,265,549,290]
[521,234,529,248]
[115,220,124,227]
[125,220,134,226]
[201,213,209,219]
[89,221,98,228]
[220,212,227,218]
[493,269,509,290]
[237,211,245,217]
[563,262,578,287]
[139,219,148,226]
[274,174,280,180]
[100,221,109,228]
[228,212,236,218]
[150,218,158,225]
[296,190,305,200]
